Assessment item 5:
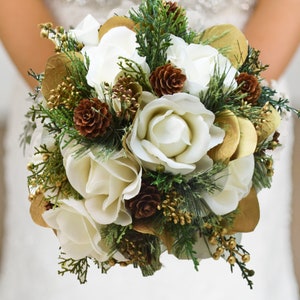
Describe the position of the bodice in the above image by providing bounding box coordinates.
[45,0,256,30]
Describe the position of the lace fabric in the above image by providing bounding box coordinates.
[46,0,256,30]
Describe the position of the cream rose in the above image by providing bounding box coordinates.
[204,155,255,215]
[43,199,109,262]
[166,35,237,96]
[69,14,100,46]
[61,142,142,225]
[83,26,149,97]
[127,92,224,175]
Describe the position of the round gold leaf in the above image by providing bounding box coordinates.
[199,24,248,68]
[41,52,83,101]
[230,187,260,233]
[208,110,240,162]
[232,117,257,159]
[257,105,281,142]
[98,16,136,40]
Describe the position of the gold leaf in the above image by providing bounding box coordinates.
[41,52,83,101]
[98,16,136,40]
[257,105,281,142]
[199,24,248,68]
[232,117,257,159]
[29,193,49,228]
[230,187,260,233]
[208,110,240,162]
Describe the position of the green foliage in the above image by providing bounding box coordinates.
[58,253,90,284]
[260,86,300,118]
[199,69,241,113]
[28,144,82,203]
[238,46,268,76]
[118,57,153,92]
[129,0,193,71]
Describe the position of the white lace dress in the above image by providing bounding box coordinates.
[0,0,298,299]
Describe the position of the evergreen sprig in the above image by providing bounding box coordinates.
[171,224,200,270]
[129,0,192,71]
[117,57,152,91]
[28,144,81,203]
[238,46,268,76]
[58,253,90,284]
[199,69,241,113]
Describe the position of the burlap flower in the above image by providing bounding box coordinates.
[236,72,261,104]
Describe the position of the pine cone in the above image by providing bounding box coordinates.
[73,98,112,138]
[236,72,261,104]
[149,63,186,97]
[125,182,162,219]
[164,1,185,20]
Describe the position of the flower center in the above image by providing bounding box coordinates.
[147,112,191,157]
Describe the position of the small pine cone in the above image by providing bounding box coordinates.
[164,1,185,20]
[73,98,112,138]
[112,75,142,121]
[236,72,261,104]
[149,63,186,97]
[125,182,162,219]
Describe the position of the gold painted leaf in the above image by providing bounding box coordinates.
[230,187,260,233]
[257,105,281,142]
[199,24,248,68]
[41,52,83,101]
[98,16,136,40]
[232,117,257,159]
[29,193,49,228]
[208,110,240,162]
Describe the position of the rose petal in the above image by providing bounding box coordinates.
[204,155,255,215]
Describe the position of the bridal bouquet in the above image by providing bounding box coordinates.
[23,0,298,288]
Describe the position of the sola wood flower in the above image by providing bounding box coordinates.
[149,63,186,97]
[73,98,112,138]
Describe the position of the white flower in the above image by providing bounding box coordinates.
[127,92,224,175]
[43,199,109,261]
[83,26,149,97]
[166,35,237,96]
[61,142,142,225]
[204,155,255,215]
[69,14,100,46]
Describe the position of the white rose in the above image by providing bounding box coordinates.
[127,92,224,174]
[69,14,100,46]
[61,142,142,225]
[83,26,149,97]
[43,199,109,262]
[204,155,255,215]
[166,35,237,96]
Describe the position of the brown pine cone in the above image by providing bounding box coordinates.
[149,63,186,97]
[164,1,185,20]
[73,98,112,138]
[125,182,162,219]
[236,72,261,105]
